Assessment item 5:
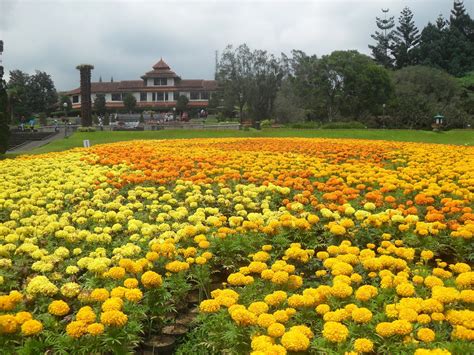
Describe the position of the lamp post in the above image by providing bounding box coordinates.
[63,102,68,138]
[173,107,176,121]
[382,103,386,118]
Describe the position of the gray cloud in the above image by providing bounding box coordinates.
[2,0,472,91]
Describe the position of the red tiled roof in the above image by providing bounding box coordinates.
[153,58,170,70]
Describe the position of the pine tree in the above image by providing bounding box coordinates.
[392,7,420,68]
[369,8,395,68]
[450,0,474,40]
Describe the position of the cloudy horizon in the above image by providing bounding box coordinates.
[1,0,473,91]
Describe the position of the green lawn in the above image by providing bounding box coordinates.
[5,128,474,157]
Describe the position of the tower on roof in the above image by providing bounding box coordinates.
[153,58,170,70]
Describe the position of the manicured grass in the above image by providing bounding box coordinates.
[5,128,474,157]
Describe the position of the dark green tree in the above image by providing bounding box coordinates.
[450,0,474,40]
[392,7,420,68]
[418,15,448,70]
[369,8,396,68]
[217,44,283,122]
[176,95,189,113]
[0,66,9,153]
[123,93,136,113]
[391,66,467,129]
[7,70,30,118]
[27,71,58,115]
[93,94,106,115]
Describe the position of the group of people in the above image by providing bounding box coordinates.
[18,116,36,132]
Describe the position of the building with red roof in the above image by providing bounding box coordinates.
[65,58,217,110]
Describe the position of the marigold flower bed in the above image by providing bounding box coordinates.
[0,138,473,354]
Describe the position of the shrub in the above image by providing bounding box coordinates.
[290,121,320,129]
[77,127,96,132]
[321,121,366,129]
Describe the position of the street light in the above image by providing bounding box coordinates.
[382,103,386,118]
[63,102,68,138]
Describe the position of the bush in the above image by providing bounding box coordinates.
[260,119,273,128]
[321,121,366,129]
[77,127,96,132]
[290,121,320,129]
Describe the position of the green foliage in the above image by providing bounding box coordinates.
[391,66,468,129]
[77,126,96,132]
[0,85,9,153]
[176,95,189,113]
[122,93,137,113]
[369,8,396,68]
[392,7,420,68]
[217,44,283,121]
[93,94,107,115]
[321,121,366,129]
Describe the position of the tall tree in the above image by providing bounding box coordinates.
[176,95,189,113]
[7,70,31,118]
[217,44,283,122]
[369,8,396,68]
[123,93,136,113]
[450,0,474,39]
[392,66,466,129]
[93,94,106,115]
[27,71,57,115]
[392,7,420,68]
[0,41,9,153]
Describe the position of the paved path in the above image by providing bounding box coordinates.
[6,130,64,153]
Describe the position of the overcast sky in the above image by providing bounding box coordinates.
[1,0,473,91]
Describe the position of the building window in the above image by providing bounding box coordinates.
[190,91,200,100]
[174,92,180,100]
[201,91,209,100]
[140,92,147,102]
[156,92,164,101]
[165,92,169,101]
[153,78,167,86]
[72,95,79,103]
[111,93,122,101]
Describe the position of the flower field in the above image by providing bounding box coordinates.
[0,137,473,354]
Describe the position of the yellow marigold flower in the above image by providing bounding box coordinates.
[417,314,431,324]
[273,310,289,323]
[414,349,451,355]
[60,282,81,298]
[48,300,70,316]
[248,302,269,315]
[230,308,257,326]
[102,297,124,311]
[396,283,415,297]
[354,338,374,353]
[322,321,349,343]
[90,288,109,302]
[417,328,436,342]
[106,266,126,279]
[267,322,285,338]
[0,314,18,334]
[87,322,105,336]
[251,335,274,351]
[15,311,33,325]
[141,271,163,288]
[21,319,43,336]
[420,250,434,260]
[290,325,313,339]
[76,306,96,324]
[329,224,346,236]
[195,256,207,265]
[316,304,330,315]
[398,308,418,322]
[125,288,143,303]
[351,307,373,323]
[100,310,128,327]
[200,299,220,313]
[376,322,394,337]
[330,282,353,298]
[391,319,413,335]
[110,286,127,298]
[281,330,310,351]
[257,313,276,328]
[123,278,139,289]
[355,285,378,301]
[66,320,87,338]
[460,289,474,303]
